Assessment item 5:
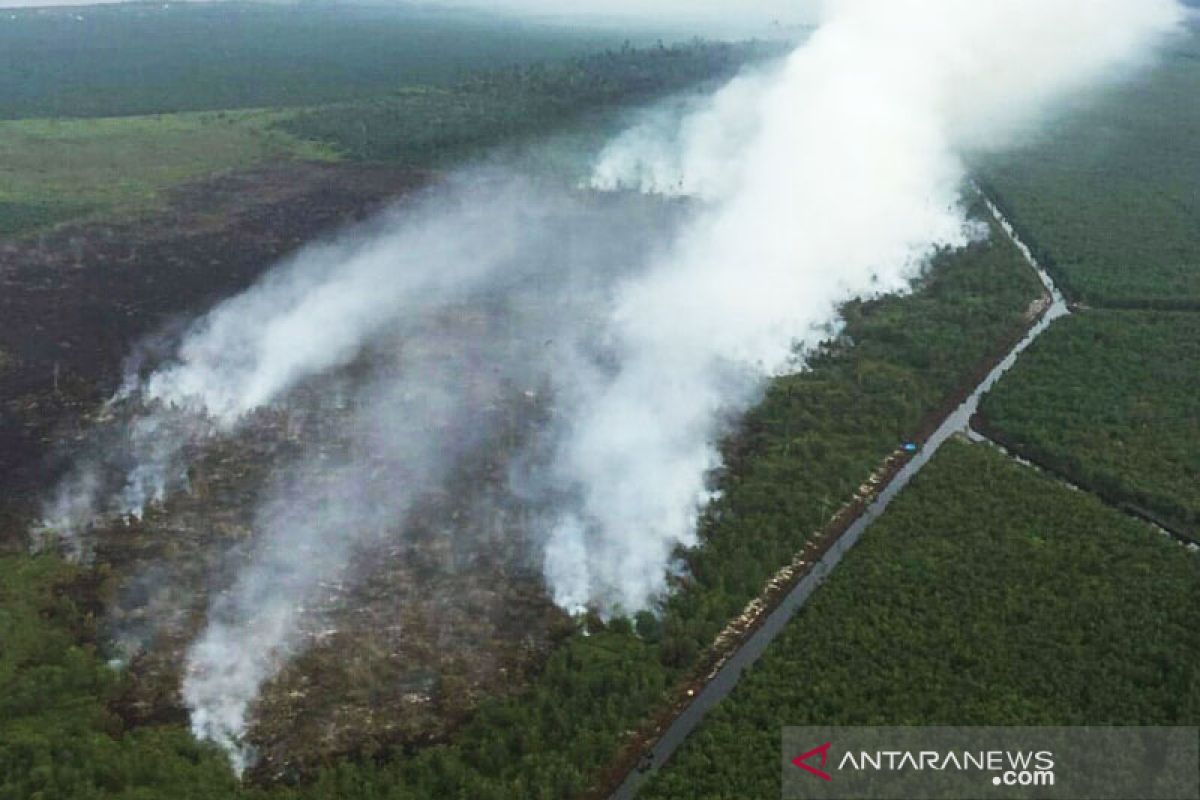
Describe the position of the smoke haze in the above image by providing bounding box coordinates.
[41,0,1184,768]
[0,0,813,25]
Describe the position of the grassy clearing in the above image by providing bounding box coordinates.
[979,310,1200,536]
[979,25,1200,308]
[0,110,338,236]
[0,41,779,239]
[642,440,1200,799]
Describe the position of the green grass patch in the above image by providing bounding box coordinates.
[979,309,1200,536]
[642,440,1200,800]
[0,109,338,237]
[979,26,1200,308]
[0,200,90,238]
[0,41,780,238]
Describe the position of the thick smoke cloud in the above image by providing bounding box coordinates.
[173,178,697,762]
[549,0,1184,609]
[51,175,692,762]
[41,0,1183,769]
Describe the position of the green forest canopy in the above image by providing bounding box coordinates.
[642,440,1200,800]
[978,24,1200,309]
[979,309,1200,536]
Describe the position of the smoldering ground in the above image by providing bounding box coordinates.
[37,0,1186,772]
[42,172,701,765]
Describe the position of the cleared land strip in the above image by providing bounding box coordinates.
[607,192,1068,799]
[637,437,1200,799]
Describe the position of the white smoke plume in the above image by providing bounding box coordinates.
[547,0,1184,610]
[40,0,1182,768]
[127,176,685,762]
[185,337,508,767]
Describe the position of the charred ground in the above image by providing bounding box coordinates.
[0,162,425,541]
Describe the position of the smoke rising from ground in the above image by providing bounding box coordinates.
[551,0,1183,609]
[70,176,689,761]
[184,320,521,768]
[41,0,1182,768]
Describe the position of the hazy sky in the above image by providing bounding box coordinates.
[439,0,812,24]
[2,0,127,7]
[0,0,815,26]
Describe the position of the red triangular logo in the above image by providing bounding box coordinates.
[791,741,833,781]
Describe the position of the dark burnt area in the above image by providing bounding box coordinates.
[0,161,428,543]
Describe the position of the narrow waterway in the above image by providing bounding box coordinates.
[610,194,1070,800]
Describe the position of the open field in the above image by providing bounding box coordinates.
[0,111,337,236]
[978,310,1200,537]
[978,24,1200,309]
[641,440,1200,799]
[0,2,642,120]
[0,41,780,239]
[0,40,781,521]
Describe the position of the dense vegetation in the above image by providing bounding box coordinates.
[278,41,786,164]
[0,2,639,120]
[978,24,1200,308]
[979,310,1200,538]
[642,440,1200,799]
[973,24,1200,538]
[0,206,1041,798]
[0,556,239,800]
